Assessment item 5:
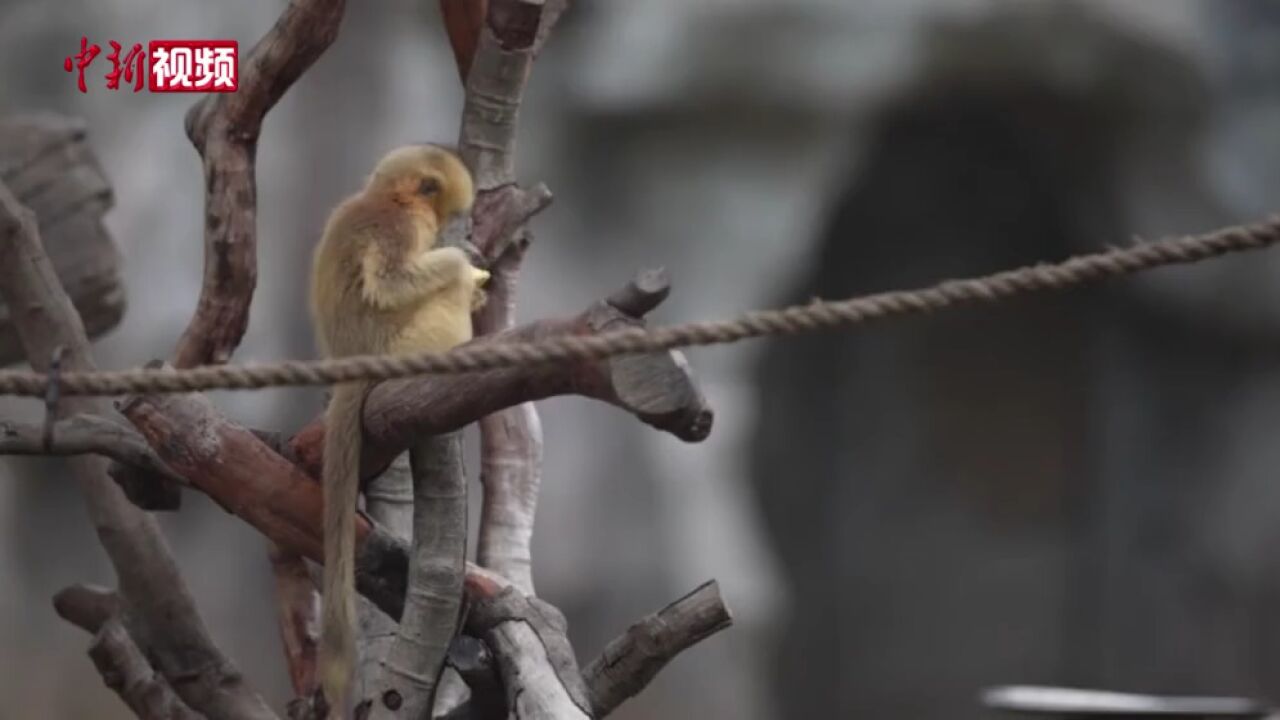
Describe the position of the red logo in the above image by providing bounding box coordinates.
[63,36,101,94]
[63,37,238,94]
[149,40,238,93]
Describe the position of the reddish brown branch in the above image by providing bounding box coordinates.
[440,0,488,81]
[253,433,323,706]
[123,390,327,560]
[174,0,346,368]
[269,544,320,698]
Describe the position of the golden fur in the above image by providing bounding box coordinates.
[308,144,484,717]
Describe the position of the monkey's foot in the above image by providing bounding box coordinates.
[471,287,489,311]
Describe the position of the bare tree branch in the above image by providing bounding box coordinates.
[456,0,538,190]
[54,586,205,720]
[253,431,324,710]
[450,0,556,594]
[475,240,543,594]
[463,569,592,720]
[269,543,321,700]
[175,0,346,367]
[288,271,712,484]
[0,413,183,484]
[584,580,733,716]
[0,181,277,720]
[357,453,413,702]
[365,434,469,719]
[90,619,207,720]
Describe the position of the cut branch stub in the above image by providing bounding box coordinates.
[53,583,122,634]
[584,580,732,716]
[606,267,670,317]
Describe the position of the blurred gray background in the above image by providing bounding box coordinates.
[4,0,1280,717]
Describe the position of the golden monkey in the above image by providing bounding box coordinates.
[309,144,486,717]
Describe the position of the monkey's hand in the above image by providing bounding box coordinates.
[362,245,472,310]
[469,267,490,311]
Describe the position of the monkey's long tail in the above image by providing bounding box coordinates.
[320,380,369,719]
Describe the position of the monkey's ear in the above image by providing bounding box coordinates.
[418,177,441,196]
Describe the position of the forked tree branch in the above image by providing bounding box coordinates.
[463,569,592,720]
[54,585,202,720]
[0,181,276,720]
[89,620,204,720]
[444,578,733,718]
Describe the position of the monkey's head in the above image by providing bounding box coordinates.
[366,144,475,223]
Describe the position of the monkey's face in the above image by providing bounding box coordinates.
[385,170,448,220]
[370,145,475,223]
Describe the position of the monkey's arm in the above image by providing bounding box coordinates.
[361,244,472,310]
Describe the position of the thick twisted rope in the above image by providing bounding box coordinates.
[3,216,1278,398]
